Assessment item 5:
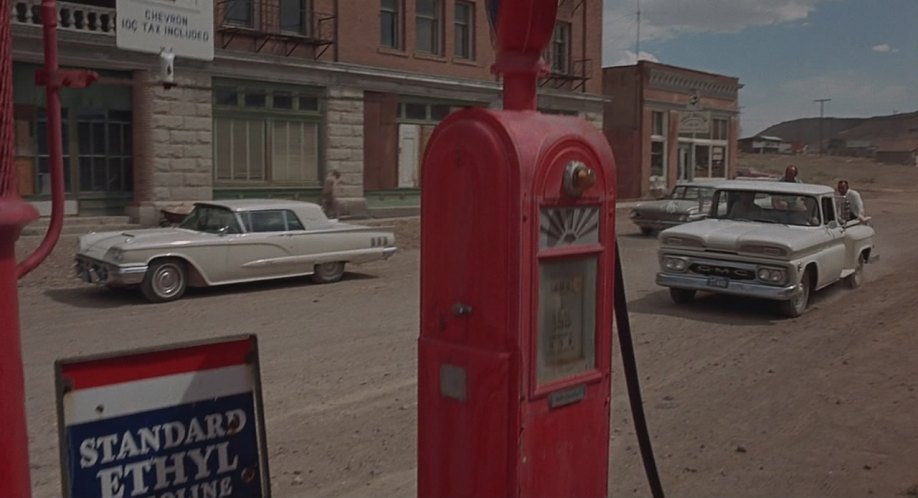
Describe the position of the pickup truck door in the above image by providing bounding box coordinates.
[818,197,846,287]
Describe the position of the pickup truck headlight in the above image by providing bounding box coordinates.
[104,247,124,263]
[663,256,688,272]
[756,267,786,284]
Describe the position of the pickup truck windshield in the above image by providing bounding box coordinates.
[710,190,821,227]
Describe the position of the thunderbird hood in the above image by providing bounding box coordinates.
[661,219,828,254]
[78,228,208,260]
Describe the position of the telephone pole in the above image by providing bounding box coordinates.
[635,0,641,61]
[813,98,831,155]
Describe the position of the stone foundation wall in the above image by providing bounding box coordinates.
[326,86,367,217]
[128,70,213,225]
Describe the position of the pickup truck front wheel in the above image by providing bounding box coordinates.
[669,288,696,304]
[780,270,811,318]
[844,253,866,289]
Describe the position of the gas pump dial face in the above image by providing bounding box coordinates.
[537,206,600,384]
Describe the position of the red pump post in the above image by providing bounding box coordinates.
[0,0,40,492]
[1,0,96,493]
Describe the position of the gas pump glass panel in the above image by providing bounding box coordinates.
[539,206,600,248]
[537,256,598,385]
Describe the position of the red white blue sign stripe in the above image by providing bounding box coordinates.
[56,335,270,498]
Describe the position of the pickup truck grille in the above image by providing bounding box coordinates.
[689,263,755,280]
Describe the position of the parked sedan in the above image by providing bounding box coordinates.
[629,181,717,235]
[74,200,398,302]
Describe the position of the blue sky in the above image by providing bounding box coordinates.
[602,0,918,136]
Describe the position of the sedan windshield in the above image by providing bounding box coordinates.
[671,186,715,201]
[179,206,242,234]
[710,190,821,227]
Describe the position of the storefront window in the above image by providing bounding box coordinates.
[213,80,323,186]
[712,146,726,177]
[694,144,710,178]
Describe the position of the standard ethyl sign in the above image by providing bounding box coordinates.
[116,0,214,61]
[56,335,270,498]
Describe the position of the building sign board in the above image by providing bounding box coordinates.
[116,0,214,61]
[55,335,270,498]
[679,111,711,134]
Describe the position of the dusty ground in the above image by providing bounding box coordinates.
[13,155,918,497]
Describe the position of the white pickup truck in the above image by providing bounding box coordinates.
[656,181,878,317]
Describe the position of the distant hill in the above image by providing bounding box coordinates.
[755,111,918,149]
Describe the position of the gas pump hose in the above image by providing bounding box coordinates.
[614,242,666,498]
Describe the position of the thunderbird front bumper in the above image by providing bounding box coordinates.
[656,272,802,301]
[74,256,148,287]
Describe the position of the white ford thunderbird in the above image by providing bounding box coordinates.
[656,181,877,317]
[74,200,398,302]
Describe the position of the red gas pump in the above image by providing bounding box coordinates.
[417,1,617,496]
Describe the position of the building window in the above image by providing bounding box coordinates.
[380,0,402,49]
[75,110,133,193]
[271,120,319,182]
[651,110,665,137]
[712,146,726,177]
[215,119,267,181]
[416,0,442,54]
[214,81,323,186]
[454,1,474,60]
[650,141,665,178]
[398,101,468,123]
[693,144,711,178]
[223,0,253,26]
[280,0,309,34]
[713,118,728,140]
[550,22,571,74]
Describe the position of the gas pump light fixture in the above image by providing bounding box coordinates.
[563,160,596,198]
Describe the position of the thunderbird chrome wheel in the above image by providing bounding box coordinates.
[141,259,187,303]
[311,262,345,284]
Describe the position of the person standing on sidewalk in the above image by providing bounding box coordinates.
[322,169,342,219]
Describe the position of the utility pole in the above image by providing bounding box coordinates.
[635,0,641,61]
[813,98,831,155]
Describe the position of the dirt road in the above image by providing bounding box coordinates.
[15,160,918,497]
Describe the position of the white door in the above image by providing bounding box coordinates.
[398,124,420,188]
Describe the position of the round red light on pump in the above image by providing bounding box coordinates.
[563,161,596,198]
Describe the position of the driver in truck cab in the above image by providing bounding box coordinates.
[729,192,763,220]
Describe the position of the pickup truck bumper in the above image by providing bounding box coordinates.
[657,272,802,301]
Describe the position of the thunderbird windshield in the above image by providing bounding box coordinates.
[710,190,821,227]
[179,205,243,234]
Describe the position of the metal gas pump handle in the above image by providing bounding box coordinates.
[614,241,666,498]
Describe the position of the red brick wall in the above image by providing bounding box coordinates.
[216,1,603,96]
[363,92,399,190]
[605,129,641,200]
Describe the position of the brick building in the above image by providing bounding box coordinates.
[11,0,604,222]
[603,61,742,199]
